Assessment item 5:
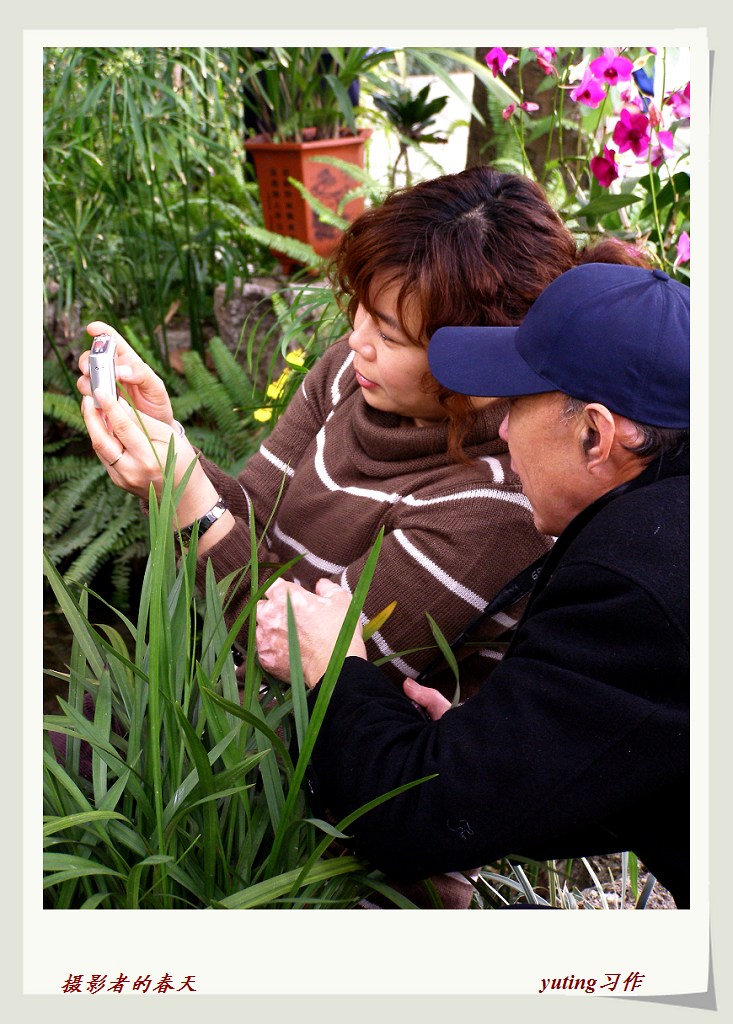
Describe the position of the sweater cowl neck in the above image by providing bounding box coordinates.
[346,391,510,472]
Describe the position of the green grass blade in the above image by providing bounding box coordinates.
[217,855,365,909]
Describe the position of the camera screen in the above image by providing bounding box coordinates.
[91,335,112,354]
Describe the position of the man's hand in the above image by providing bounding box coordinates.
[256,578,367,687]
[402,678,451,720]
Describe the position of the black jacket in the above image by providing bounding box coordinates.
[308,447,690,907]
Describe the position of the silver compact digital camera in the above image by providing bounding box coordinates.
[89,333,118,408]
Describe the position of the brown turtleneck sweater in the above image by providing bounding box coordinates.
[197,338,550,698]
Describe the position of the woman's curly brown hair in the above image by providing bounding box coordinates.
[329,166,652,461]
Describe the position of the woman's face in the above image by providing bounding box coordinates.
[348,277,447,427]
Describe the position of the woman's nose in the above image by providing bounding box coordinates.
[349,319,376,360]
[498,412,509,442]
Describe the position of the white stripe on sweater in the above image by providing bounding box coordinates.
[315,428,401,503]
[272,523,347,576]
[478,455,505,483]
[402,488,532,510]
[314,430,529,513]
[260,445,295,478]
[331,350,355,405]
[366,628,420,679]
[341,571,419,678]
[491,610,518,629]
[393,529,488,612]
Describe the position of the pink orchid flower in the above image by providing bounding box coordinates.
[666,82,690,119]
[590,146,619,188]
[502,101,540,120]
[530,47,558,75]
[485,47,519,78]
[650,130,675,167]
[674,231,690,266]
[536,55,558,76]
[612,107,651,157]
[647,47,658,55]
[589,48,634,86]
[647,101,662,129]
[569,69,607,108]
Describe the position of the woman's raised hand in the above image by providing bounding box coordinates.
[78,321,174,425]
[81,388,200,501]
[79,320,229,543]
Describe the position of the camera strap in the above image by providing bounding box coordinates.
[415,551,549,684]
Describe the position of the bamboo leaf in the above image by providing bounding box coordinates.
[574,193,643,219]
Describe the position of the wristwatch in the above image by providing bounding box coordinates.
[179,496,228,543]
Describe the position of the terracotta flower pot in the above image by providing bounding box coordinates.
[244,129,371,272]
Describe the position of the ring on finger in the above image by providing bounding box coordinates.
[108,448,126,467]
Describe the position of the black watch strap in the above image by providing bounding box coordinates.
[180,496,227,542]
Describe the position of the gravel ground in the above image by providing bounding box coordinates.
[575,855,677,910]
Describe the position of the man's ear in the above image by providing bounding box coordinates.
[579,403,617,471]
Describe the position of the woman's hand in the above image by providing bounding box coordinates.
[78,322,174,426]
[402,678,451,720]
[256,578,367,687]
[81,390,220,528]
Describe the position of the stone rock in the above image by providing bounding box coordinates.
[213,276,283,352]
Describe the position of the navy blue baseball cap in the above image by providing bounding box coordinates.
[428,263,690,429]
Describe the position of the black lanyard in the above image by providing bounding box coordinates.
[415,551,549,684]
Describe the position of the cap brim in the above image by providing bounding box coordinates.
[428,326,556,398]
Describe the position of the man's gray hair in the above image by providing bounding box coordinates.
[561,395,689,462]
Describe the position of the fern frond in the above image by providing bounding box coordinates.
[308,154,385,190]
[43,358,76,392]
[62,500,142,586]
[43,462,110,535]
[43,392,86,433]
[181,351,253,464]
[206,335,256,408]
[240,225,324,271]
[288,179,350,232]
[170,390,208,423]
[43,453,102,484]
[186,426,260,475]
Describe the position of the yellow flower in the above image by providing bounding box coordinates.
[285,347,306,367]
[255,350,306,422]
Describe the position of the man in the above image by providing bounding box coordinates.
[255,263,690,907]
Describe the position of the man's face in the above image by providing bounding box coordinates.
[499,392,591,537]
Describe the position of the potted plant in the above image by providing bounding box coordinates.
[240,47,387,271]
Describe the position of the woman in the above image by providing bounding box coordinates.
[79,167,648,699]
